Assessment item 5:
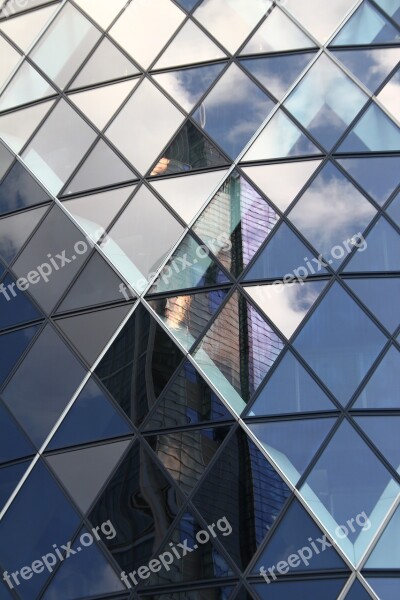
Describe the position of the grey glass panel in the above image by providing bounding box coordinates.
[284,54,367,149]
[331,1,400,45]
[254,579,347,599]
[0,205,47,264]
[284,0,358,43]
[354,346,400,409]
[0,142,13,181]
[0,4,56,53]
[11,205,91,312]
[293,283,387,404]
[387,191,400,226]
[0,0,58,16]
[193,64,275,159]
[0,33,21,90]
[338,156,400,206]
[29,2,101,88]
[22,100,97,195]
[2,325,86,447]
[346,277,400,332]
[0,60,55,112]
[338,103,400,153]
[331,48,400,93]
[288,162,376,270]
[0,161,50,216]
[344,218,400,272]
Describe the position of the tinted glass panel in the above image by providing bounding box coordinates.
[0,161,50,216]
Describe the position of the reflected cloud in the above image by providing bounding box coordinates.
[284,0,358,42]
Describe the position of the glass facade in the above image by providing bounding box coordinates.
[0,0,399,599]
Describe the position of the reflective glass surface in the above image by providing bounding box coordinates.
[0,273,42,331]
[254,579,347,599]
[284,0,358,42]
[0,60,55,112]
[0,161,50,216]
[0,205,47,264]
[0,402,35,465]
[338,103,400,152]
[346,277,400,332]
[338,156,400,206]
[354,346,400,409]
[345,217,400,272]
[0,324,38,387]
[0,100,55,154]
[377,68,400,121]
[331,1,400,45]
[331,48,400,93]
[387,191,400,227]
[365,504,400,568]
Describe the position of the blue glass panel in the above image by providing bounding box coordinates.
[345,579,373,599]
[175,0,198,9]
[253,499,347,575]
[247,351,335,416]
[355,416,400,472]
[338,156,400,206]
[365,505,400,568]
[0,460,29,512]
[240,52,316,100]
[0,402,34,465]
[289,162,376,270]
[0,161,50,216]
[0,325,38,386]
[0,274,42,331]
[193,64,275,159]
[374,0,400,23]
[42,527,124,600]
[254,579,346,599]
[367,578,400,599]
[2,325,87,447]
[47,378,133,451]
[244,222,329,281]
[294,284,387,404]
[301,420,399,564]
[192,429,291,569]
[331,48,400,93]
[346,278,400,332]
[144,360,233,431]
[345,218,400,272]
[354,346,400,409]
[0,460,80,599]
[284,54,367,149]
[248,417,336,485]
[331,1,400,45]
[338,103,400,152]
[387,191,400,227]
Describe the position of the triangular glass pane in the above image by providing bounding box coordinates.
[374,0,400,23]
[247,351,335,417]
[71,37,139,89]
[355,416,400,472]
[331,1,400,45]
[56,304,132,365]
[244,222,329,281]
[155,19,227,69]
[377,68,400,121]
[192,428,291,569]
[0,141,13,181]
[0,401,34,465]
[193,170,279,277]
[367,578,400,599]
[344,218,400,272]
[62,186,134,243]
[0,273,42,330]
[293,283,387,404]
[0,324,39,386]
[148,288,228,350]
[240,52,316,101]
[0,61,55,112]
[46,439,130,513]
[245,280,327,339]
[0,36,21,89]
[0,4,56,52]
[249,417,336,485]
[57,251,132,313]
[42,525,125,600]
[141,509,233,587]
[0,205,47,264]
[69,80,138,131]
[338,156,400,206]
[346,277,400,332]
[192,290,284,413]
[288,162,376,270]
[94,304,184,426]
[152,63,225,113]
[144,360,233,431]
[301,419,399,564]
[66,139,137,195]
[0,99,55,154]
[175,0,198,10]
[146,425,231,497]
[88,440,183,574]
[330,48,400,93]
[48,378,133,451]
[150,169,228,224]
[242,160,322,212]
[365,504,400,568]
[284,54,367,150]
[253,579,347,599]
[148,233,229,294]
[354,346,400,410]
[0,461,30,512]
[284,0,358,43]
[338,103,400,152]
[344,579,373,599]
[387,191,400,227]
[241,8,316,55]
[253,499,347,576]
[242,109,321,161]
[193,64,275,159]
[150,120,229,177]
[74,0,128,29]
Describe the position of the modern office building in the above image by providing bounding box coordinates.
[0,0,399,599]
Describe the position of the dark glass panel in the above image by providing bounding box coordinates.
[387,191,400,227]
[344,218,400,272]
[0,273,42,331]
[0,324,38,387]
[0,402,34,465]
[346,277,400,332]
[338,103,400,153]
[354,346,400,409]
[254,579,346,599]
[0,460,29,512]
[0,161,50,216]
[367,578,400,599]
[338,156,400,206]
[345,580,374,600]
[0,206,47,265]
[355,416,400,472]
